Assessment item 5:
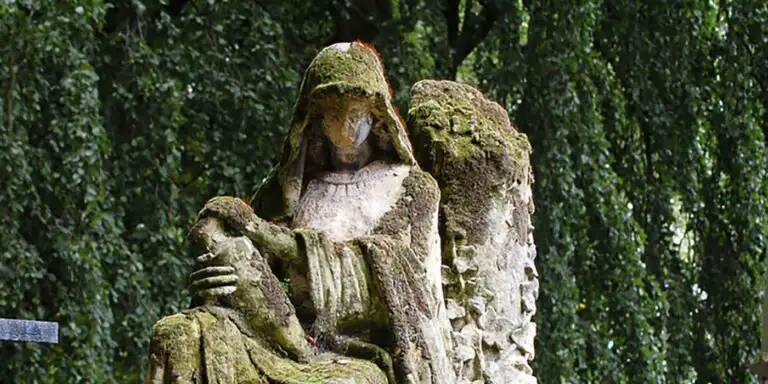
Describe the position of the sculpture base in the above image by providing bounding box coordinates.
[145,308,387,384]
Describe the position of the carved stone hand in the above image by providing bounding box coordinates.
[197,196,302,266]
[198,196,254,232]
[189,241,241,303]
[188,216,314,362]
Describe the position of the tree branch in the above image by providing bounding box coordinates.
[374,0,393,21]
[6,50,14,133]
[166,0,189,17]
[326,0,391,45]
[444,0,460,46]
[452,0,500,71]
[102,0,189,36]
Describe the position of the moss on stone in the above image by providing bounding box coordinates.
[305,43,391,101]
[408,80,529,161]
[264,42,417,223]
[408,80,533,246]
[278,42,402,188]
[361,167,445,380]
[148,313,202,381]
[197,196,255,232]
[147,308,388,384]
[373,167,440,251]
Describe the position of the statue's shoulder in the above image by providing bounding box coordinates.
[402,166,439,204]
[372,165,439,239]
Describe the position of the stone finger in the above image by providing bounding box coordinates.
[196,252,217,265]
[191,275,239,289]
[195,285,237,298]
[188,266,235,282]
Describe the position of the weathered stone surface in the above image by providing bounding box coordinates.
[146,309,388,384]
[145,45,537,384]
[410,80,538,383]
[293,162,412,242]
[146,43,455,384]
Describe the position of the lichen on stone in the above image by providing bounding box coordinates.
[408,80,529,160]
[196,196,254,232]
[266,41,416,223]
[408,80,538,383]
[146,308,389,384]
[408,79,532,245]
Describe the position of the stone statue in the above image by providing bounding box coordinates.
[145,42,537,384]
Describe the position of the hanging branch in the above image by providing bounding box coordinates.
[442,0,502,79]
[444,0,460,48]
[102,0,190,36]
[326,0,395,45]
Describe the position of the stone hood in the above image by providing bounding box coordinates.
[252,41,416,221]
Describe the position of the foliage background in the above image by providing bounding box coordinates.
[1,0,766,382]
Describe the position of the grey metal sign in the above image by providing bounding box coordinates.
[0,318,59,344]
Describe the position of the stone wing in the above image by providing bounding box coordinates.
[407,80,539,383]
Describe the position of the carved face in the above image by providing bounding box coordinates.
[320,101,373,151]
[315,97,380,168]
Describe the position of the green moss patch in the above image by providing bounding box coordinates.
[408,80,532,245]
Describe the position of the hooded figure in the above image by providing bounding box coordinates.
[146,42,455,384]
[252,41,417,221]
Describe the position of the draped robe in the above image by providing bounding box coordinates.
[145,42,456,384]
